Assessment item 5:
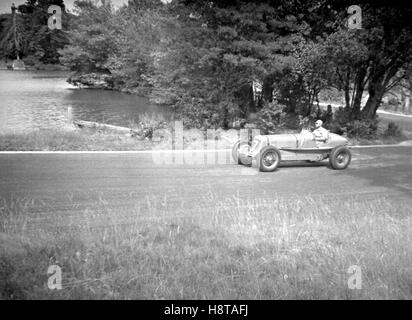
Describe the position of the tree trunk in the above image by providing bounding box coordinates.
[235,84,254,118]
[306,92,314,117]
[285,94,296,113]
[352,67,367,117]
[222,103,229,129]
[344,87,350,110]
[344,71,351,109]
[401,86,411,113]
[362,81,385,118]
[362,65,400,118]
[263,77,274,102]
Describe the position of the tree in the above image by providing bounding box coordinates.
[59,0,118,72]
[314,28,369,115]
[306,1,412,119]
[0,0,70,63]
[359,3,412,118]
[58,0,412,128]
[0,11,26,59]
[146,0,308,127]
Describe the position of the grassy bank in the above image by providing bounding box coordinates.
[0,126,241,151]
[0,128,156,151]
[1,193,411,299]
[348,136,411,146]
[0,126,410,152]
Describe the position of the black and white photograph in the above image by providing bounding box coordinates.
[0,0,411,302]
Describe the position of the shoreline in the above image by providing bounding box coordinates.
[2,67,411,117]
[65,72,412,118]
[0,59,69,71]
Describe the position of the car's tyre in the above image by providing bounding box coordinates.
[329,146,351,170]
[231,140,251,165]
[258,146,281,172]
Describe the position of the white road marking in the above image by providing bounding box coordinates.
[349,144,412,149]
[319,102,412,119]
[0,149,231,155]
[377,110,412,118]
[0,143,411,154]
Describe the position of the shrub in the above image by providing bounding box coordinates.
[138,113,167,129]
[283,113,301,130]
[255,101,287,134]
[384,122,403,138]
[298,115,313,130]
[22,55,42,67]
[175,97,220,129]
[387,96,400,106]
[175,95,241,130]
[327,108,379,138]
[68,73,113,89]
[133,113,169,139]
[347,118,379,138]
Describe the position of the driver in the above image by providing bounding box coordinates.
[312,120,329,144]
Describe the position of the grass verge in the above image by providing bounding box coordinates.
[1,193,411,299]
[0,128,156,151]
[0,126,410,152]
[348,135,411,146]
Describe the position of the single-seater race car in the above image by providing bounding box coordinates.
[232,129,352,172]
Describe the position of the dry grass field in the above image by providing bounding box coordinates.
[1,192,411,299]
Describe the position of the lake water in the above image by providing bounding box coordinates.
[1,70,412,136]
[0,70,168,133]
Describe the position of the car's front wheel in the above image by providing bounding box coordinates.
[232,140,251,165]
[258,146,281,172]
[329,146,351,170]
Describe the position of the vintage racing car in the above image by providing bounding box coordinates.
[232,130,352,172]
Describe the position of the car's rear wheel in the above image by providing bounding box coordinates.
[258,146,281,172]
[232,140,251,165]
[329,146,351,170]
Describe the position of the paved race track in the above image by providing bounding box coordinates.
[0,146,411,227]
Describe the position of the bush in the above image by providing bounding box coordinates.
[348,119,379,138]
[384,122,403,138]
[175,97,219,129]
[255,101,287,134]
[131,113,169,140]
[327,108,379,138]
[283,113,301,130]
[137,113,167,129]
[22,55,42,67]
[174,95,241,130]
[68,73,113,89]
[298,115,313,130]
[387,96,400,106]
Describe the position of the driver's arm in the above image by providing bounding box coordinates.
[313,129,328,141]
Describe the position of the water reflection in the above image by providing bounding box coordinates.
[0,70,169,133]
